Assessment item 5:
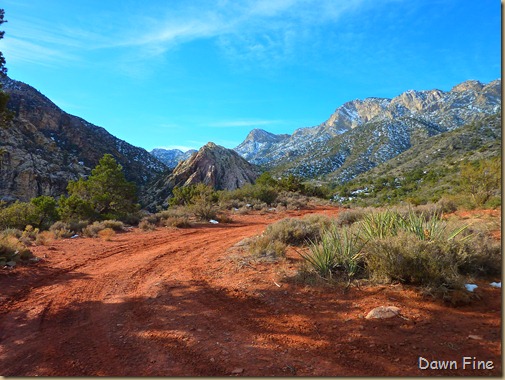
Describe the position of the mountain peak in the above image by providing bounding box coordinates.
[451,80,484,93]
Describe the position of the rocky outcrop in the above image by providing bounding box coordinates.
[145,142,259,209]
[168,142,258,190]
[0,76,168,203]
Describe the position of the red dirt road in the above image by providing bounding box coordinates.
[0,207,501,376]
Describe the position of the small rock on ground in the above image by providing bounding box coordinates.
[365,306,400,319]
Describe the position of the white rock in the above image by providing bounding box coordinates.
[464,284,478,292]
[209,219,219,224]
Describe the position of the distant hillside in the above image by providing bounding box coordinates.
[150,148,197,169]
[333,112,502,205]
[235,79,501,183]
[0,76,168,203]
[144,142,260,209]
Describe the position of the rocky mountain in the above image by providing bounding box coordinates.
[234,129,289,163]
[235,79,501,182]
[145,142,259,209]
[150,148,197,169]
[0,76,168,203]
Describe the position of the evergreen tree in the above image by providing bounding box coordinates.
[0,9,11,127]
[59,154,138,221]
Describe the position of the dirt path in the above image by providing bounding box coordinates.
[0,208,501,376]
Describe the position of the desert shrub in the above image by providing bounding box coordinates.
[0,236,33,265]
[30,195,59,229]
[98,228,115,241]
[19,225,40,245]
[83,221,106,237]
[249,235,286,258]
[101,220,125,232]
[142,213,161,225]
[216,213,233,224]
[190,199,217,221]
[264,214,331,246]
[335,209,364,226]
[364,231,465,292]
[161,216,191,228]
[49,221,75,239]
[437,197,458,214]
[456,232,502,277]
[252,201,269,211]
[169,183,218,207]
[0,228,22,239]
[139,219,156,231]
[458,156,501,207]
[35,230,53,246]
[0,201,38,230]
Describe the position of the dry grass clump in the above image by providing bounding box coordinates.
[139,219,156,231]
[335,208,365,226]
[35,230,54,246]
[49,221,75,239]
[249,235,287,259]
[98,228,115,241]
[263,214,333,246]
[162,216,191,228]
[0,235,33,266]
[83,220,124,237]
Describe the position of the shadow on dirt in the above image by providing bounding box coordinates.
[0,275,501,376]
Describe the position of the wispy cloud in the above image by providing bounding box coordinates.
[3,0,384,76]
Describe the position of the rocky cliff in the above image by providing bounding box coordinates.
[0,76,168,203]
[145,142,259,209]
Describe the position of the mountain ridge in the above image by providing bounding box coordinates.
[234,78,501,182]
[0,75,168,203]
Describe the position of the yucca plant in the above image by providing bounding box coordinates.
[300,236,337,279]
[325,225,367,278]
[359,210,401,240]
[299,224,366,279]
[399,210,469,242]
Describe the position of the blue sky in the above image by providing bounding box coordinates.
[1,0,501,152]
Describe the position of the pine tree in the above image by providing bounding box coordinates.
[59,154,138,221]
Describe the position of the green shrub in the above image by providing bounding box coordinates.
[0,201,38,230]
[30,195,59,229]
[190,200,217,221]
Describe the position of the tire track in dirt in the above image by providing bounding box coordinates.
[0,218,271,375]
